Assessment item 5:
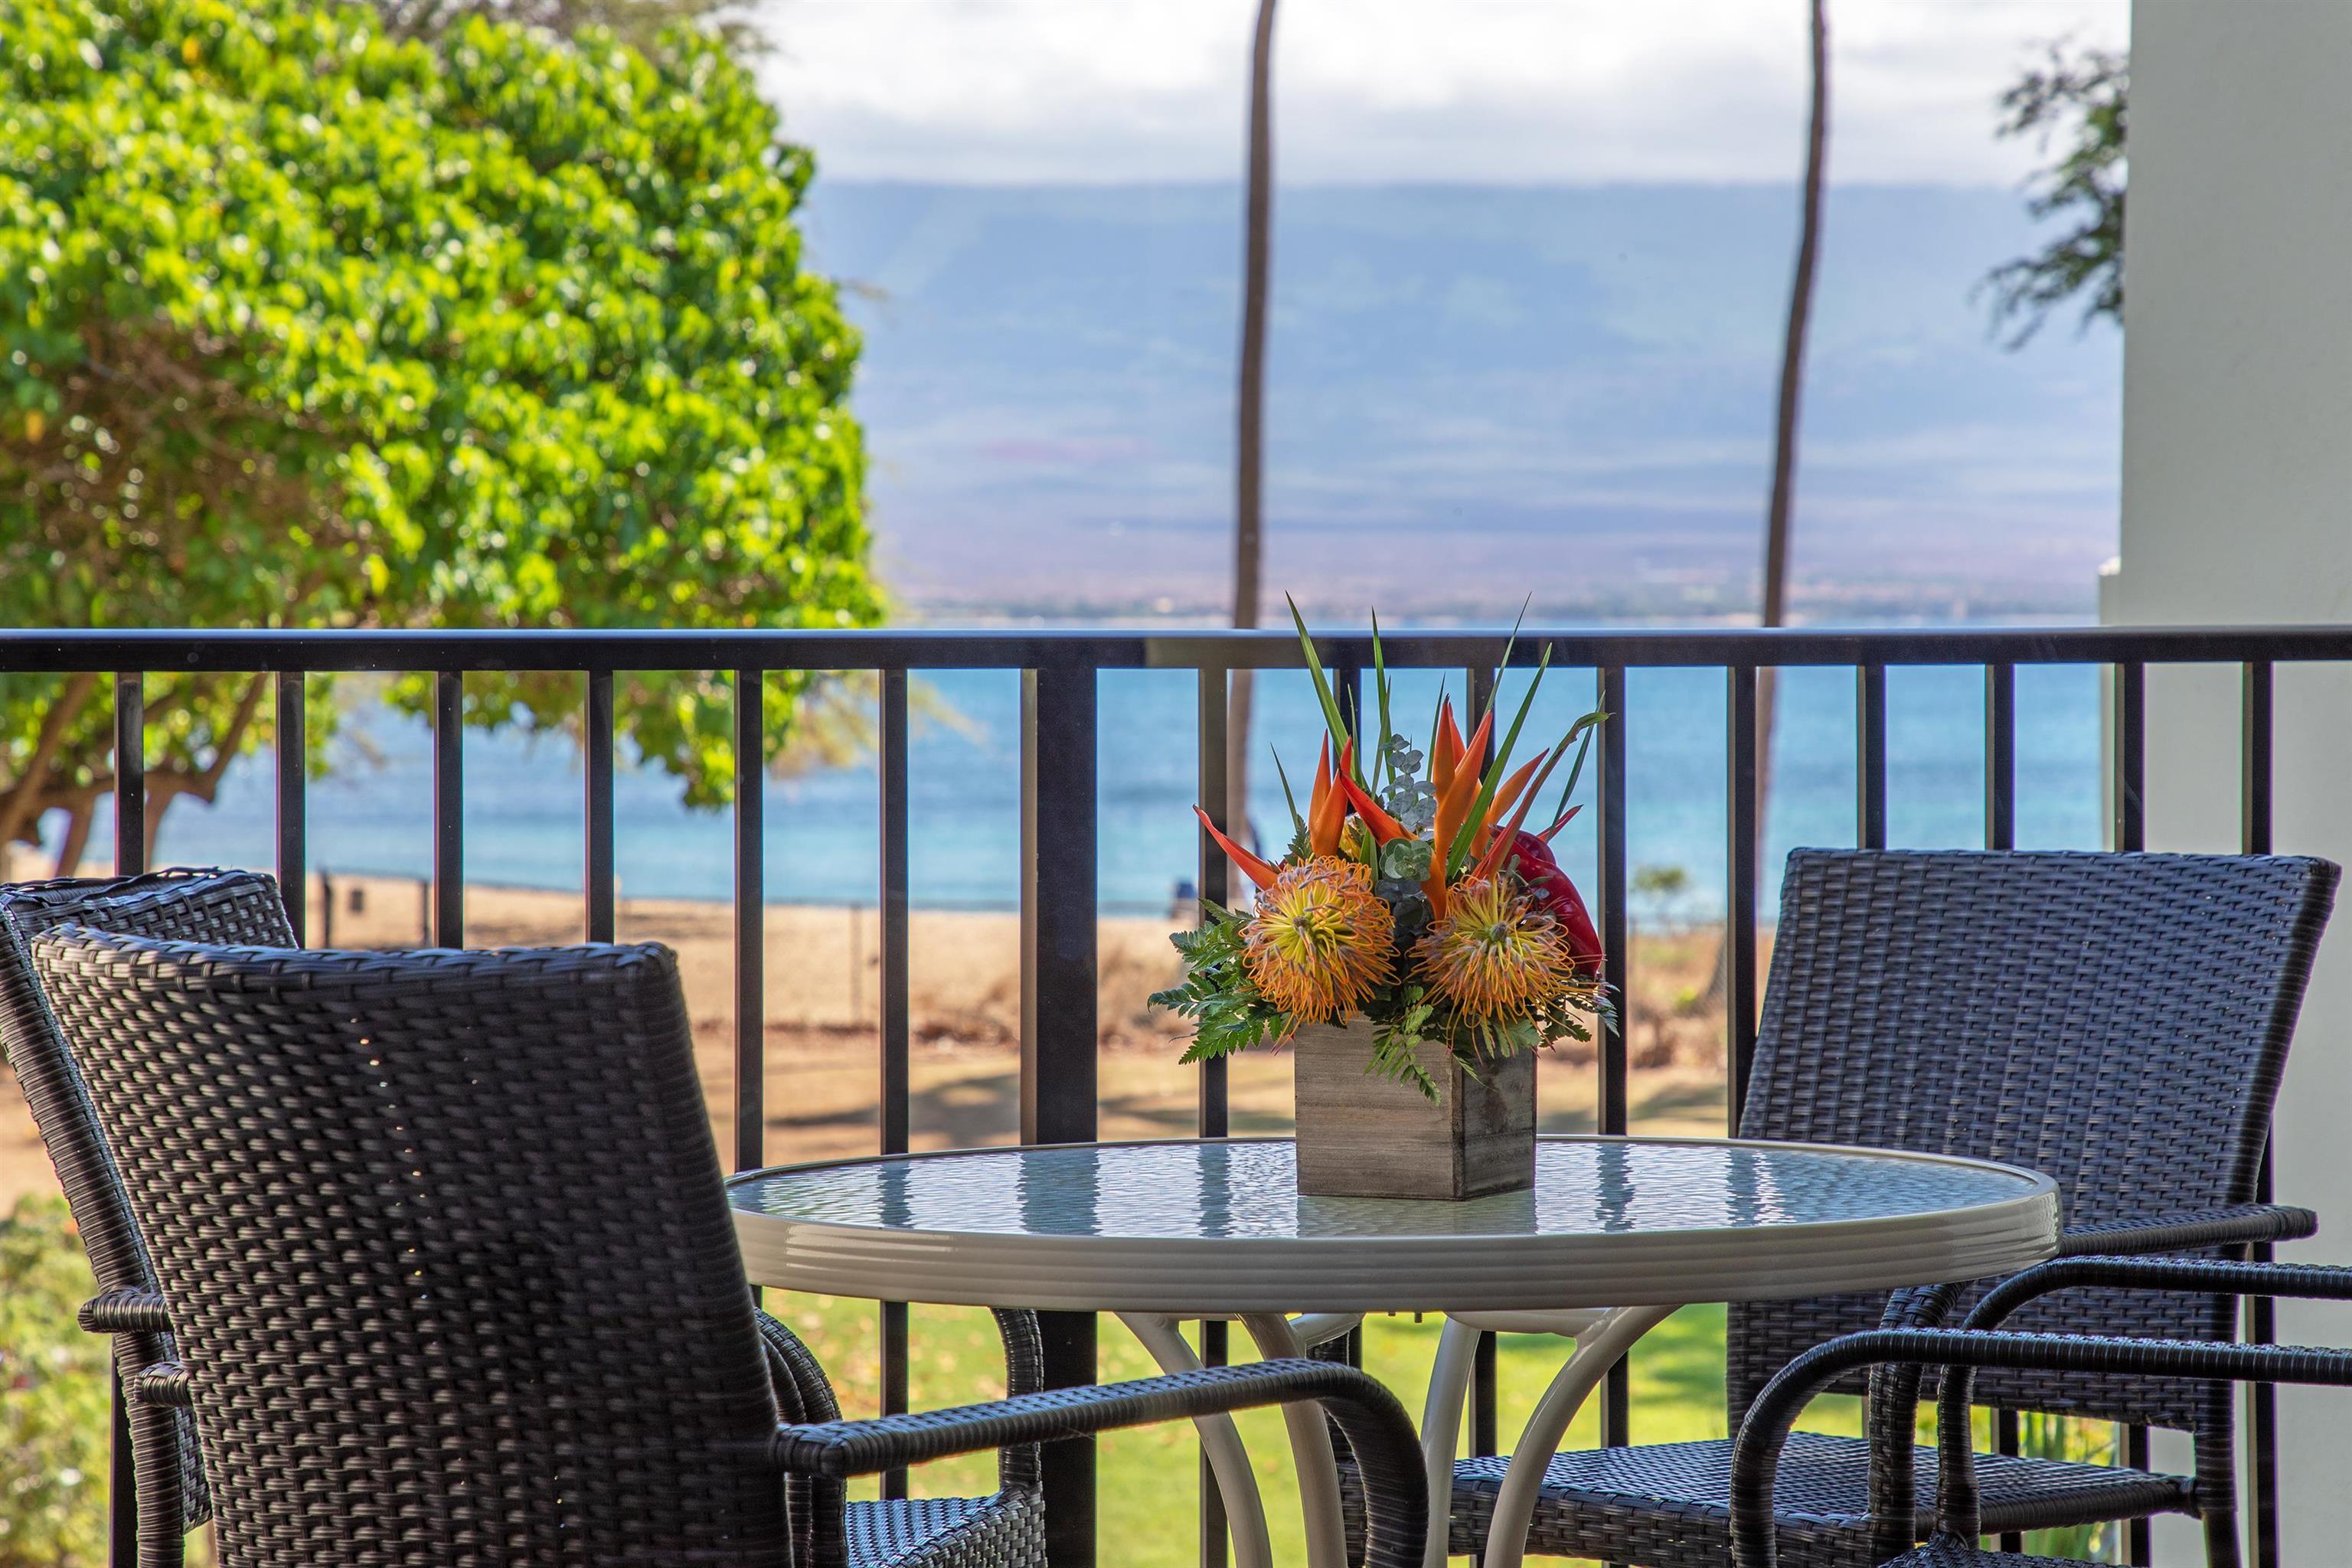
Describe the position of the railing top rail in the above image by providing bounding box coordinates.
[0,623,2348,673]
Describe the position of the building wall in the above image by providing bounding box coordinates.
[2112,2,2352,1557]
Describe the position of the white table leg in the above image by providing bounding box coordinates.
[1477,1302,1677,1568]
[1419,1317,1484,1568]
[1240,1311,1351,1568]
[1116,1313,1276,1568]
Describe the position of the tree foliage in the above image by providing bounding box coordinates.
[367,0,758,57]
[1983,42,2126,347]
[0,0,879,859]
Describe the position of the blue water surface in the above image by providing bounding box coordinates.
[129,660,2105,918]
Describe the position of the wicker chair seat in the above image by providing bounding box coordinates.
[1877,1535,2082,1568]
[844,1494,1047,1566]
[1443,1435,2190,1568]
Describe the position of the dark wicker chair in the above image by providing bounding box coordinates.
[31,933,1432,1567]
[1446,848,2337,1568]
[0,874,1064,1567]
[1728,1255,2352,1568]
[0,869,299,1568]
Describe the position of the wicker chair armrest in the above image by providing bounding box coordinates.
[78,1285,172,1335]
[774,1359,1428,1568]
[1848,1207,2315,1544]
[1959,1253,2352,1337]
[123,1360,191,1407]
[1732,1328,2352,1568]
[2057,1201,2318,1256]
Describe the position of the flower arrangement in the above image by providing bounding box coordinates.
[1153,606,1613,1101]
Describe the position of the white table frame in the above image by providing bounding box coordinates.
[728,1135,2057,1568]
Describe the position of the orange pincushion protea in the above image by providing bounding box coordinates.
[1415,877,1582,1021]
[1243,856,1395,1022]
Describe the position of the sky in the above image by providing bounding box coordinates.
[753,0,2129,187]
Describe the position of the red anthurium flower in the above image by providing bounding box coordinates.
[1506,829,1603,973]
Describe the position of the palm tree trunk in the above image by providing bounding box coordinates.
[1227,0,1277,856]
[1756,0,1830,813]
[1711,0,1828,1012]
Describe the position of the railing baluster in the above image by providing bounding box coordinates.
[585,670,616,943]
[274,672,307,944]
[2112,661,2145,853]
[432,671,463,946]
[1856,664,1886,850]
[1466,665,1496,734]
[1984,662,2015,852]
[1194,667,1230,1568]
[1596,664,1632,1462]
[879,671,912,1158]
[1331,655,1367,1374]
[113,675,145,875]
[1726,665,1759,1131]
[107,671,143,1568]
[1462,661,1501,1459]
[877,668,913,1501]
[2243,658,2279,1568]
[733,669,765,1174]
[1021,665,1099,1568]
[1196,670,1232,1135]
[2109,660,2150,1566]
[1334,656,1364,753]
[1981,659,2024,1548]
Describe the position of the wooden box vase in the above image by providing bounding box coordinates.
[1290,1022,1536,1200]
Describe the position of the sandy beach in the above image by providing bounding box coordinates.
[0,874,1742,1208]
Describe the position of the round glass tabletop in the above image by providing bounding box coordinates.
[727,1135,2057,1315]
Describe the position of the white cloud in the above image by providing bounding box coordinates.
[751,0,2128,185]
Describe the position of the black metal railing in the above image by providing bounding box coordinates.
[11,621,2350,1568]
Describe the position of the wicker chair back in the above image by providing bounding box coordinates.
[33,935,789,1568]
[1726,849,2336,1431]
[0,869,294,1544]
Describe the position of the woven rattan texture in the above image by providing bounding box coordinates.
[1729,850,2334,1431]
[1443,1435,2185,1568]
[33,936,791,1566]
[0,868,293,1558]
[843,1496,1047,1567]
[1878,1538,2086,1568]
[1444,850,2334,1568]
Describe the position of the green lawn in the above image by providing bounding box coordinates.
[784,1294,2118,1564]
[794,1298,1812,1565]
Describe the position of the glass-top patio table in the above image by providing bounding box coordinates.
[728,1135,2059,1568]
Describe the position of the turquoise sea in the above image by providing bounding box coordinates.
[121,655,2107,920]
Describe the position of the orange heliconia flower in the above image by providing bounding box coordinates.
[1244,857,1395,1023]
[1308,738,1348,858]
[1415,876,1582,1021]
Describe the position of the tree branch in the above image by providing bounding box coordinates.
[0,671,102,849]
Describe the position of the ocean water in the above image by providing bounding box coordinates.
[129,659,2107,920]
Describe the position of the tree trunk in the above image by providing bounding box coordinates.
[136,673,269,865]
[1756,0,1830,835]
[1227,0,1278,858]
[0,671,100,851]
[1712,0,1828,1010]
[145,782,179,867]
[53,800,93,877]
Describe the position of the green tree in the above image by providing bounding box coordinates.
[0,0,879,864]
[368,0,757,56]
[1984,42,2126,345]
